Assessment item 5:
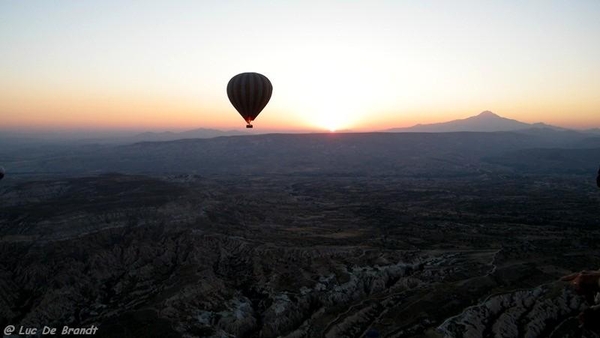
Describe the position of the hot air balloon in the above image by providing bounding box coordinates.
[0,166,4,180]
[597,166,600,188]
[227,72,272,128]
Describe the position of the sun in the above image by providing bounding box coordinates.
[318,112,345,132]
[305,94,357,132]
[278,45,376,132]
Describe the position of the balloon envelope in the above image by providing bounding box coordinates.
[0,166,4,180]
[227,72,272,128]
[597,166,600,188]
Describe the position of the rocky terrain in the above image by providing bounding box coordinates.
[438,284,588,338]
[1,132,600,337]
[1,171,599,337]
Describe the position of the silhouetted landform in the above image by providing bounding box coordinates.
[387,111,567,133]
[1,131,600,337]
[586,128,600,134]
[122,128,248,144]
[3,131,600,177]
[0,128,248,147]
[1,111,597,149]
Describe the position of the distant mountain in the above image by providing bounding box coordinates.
[0,128,248,146]
[583,128,600,135]
[122,128,247,143]
[386,111,565,133]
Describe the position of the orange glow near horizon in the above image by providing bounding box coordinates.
[3,100,600,132]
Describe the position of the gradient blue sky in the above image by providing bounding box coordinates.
[1,0,599,132]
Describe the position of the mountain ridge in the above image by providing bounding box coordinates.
[386,111,566,133]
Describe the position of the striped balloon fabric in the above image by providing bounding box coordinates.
[227,72,273,128]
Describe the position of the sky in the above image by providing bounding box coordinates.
[1,0,599,134]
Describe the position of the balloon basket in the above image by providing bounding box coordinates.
[246,124,253,128]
